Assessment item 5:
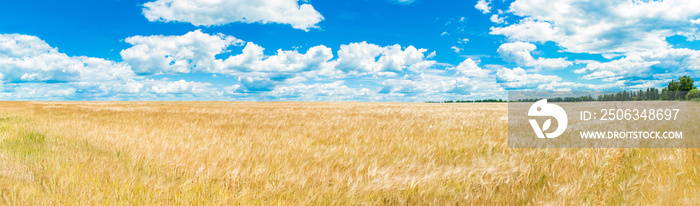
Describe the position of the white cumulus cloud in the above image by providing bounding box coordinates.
[491,0,700,54]
[0,33,232,100]
[497,42,572,69]
[449,58,489,77]
[142,0,324,31]
[496,67,561,89]
[147,79,215,94]
[267,81,371,101]
[379,69,502,101]
[223,43,334,73]
[0,33,134,84]
[475,0,491,14]
[120,31,440,94]
[490,14,504,24]
[121,30,335,76]
[335,41,436,76]
[121,30,243,75]
[574,48,700,81]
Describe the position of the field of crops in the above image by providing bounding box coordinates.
[0,102,698,204]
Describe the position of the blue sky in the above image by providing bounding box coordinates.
[0,0,699,101]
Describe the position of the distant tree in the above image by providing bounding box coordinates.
[662,76,697,100]
[667,79,680,91]
[687,89,700,100]
[679,75,696,91]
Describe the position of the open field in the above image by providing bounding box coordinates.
[0,102,699,204]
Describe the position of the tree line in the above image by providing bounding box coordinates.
[428,75,699,103]
[515,75,699,102]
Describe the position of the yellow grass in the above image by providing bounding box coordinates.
[0,101,698,204]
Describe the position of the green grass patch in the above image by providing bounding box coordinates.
[1,129,46,158]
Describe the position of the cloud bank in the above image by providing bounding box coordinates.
[142,0,325,31]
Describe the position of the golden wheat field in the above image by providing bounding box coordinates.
[0,101,699,205]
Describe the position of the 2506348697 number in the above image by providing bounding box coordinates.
[599,109,679,121]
